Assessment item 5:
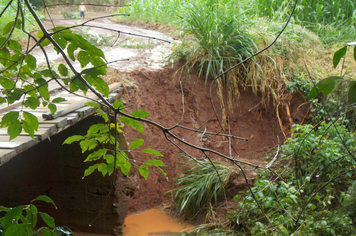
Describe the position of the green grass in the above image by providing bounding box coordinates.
[172,158,238,218]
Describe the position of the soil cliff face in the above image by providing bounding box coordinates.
[116,61,306,213]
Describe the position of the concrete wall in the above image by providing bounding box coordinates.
[0,115,132,235]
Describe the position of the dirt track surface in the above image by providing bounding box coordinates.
[39,14,307,217]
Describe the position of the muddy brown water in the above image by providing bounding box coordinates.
[122,209,193,236]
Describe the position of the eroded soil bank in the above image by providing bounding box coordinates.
[115,61,308,216]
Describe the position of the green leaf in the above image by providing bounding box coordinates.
[63,135,84,144]
[8,40,22,52]
[85,102,100,109]
[22,120,35,139]
[39,227,53,236]
[117,152,131,176]
[131,110,150,118]
[309,76,342,99]
[77,51,90,68]
[23,97,40,109]
[53,33,68,50]
[23,111,39,131]
[130,139,144,150]
[1,111,19,127]
[24,85,37,98]
[8,121,22,140]
[0,76,15,89]
[0,49,10,66]
[80,139,98,153]
[84,75,109,97]
[32,195,57,209]
[97,163,108,176]
[348,82,356,105]
[4,224,28,236]
[3,21,14,35]
[84,148,107,162]
[2,205,24,228]
[58,64,68,76]
[70,78,88,94]
[35,78,50,101]
[119,117,145,134]
[25,54,36,70]
[144,159,166,167]
[333,46,347,68]
[48,103,57,114]
[139,164,149,180]
[67,43,77,61]
[158,167,167,179]
[112,98,124,110]
[52,97,66,103]
[0,206,10,212]
[83,163,100,178]
[141,148,164,157]
[354,46,356,61]
[39,212,55,229]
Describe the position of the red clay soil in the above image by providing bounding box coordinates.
[115,62,309,214]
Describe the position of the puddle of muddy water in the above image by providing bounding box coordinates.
[122,209,192,236]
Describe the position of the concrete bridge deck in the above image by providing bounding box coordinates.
[0,82,124,166]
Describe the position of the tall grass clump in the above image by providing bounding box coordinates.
[172,158,238,219]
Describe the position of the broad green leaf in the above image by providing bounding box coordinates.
[25,54,36,70]
[8,121,22,140]
[97,163,108,176]
[104,154,114,164]
[23,97,40,109]
[145,159,166,167]
[87,123,105,134]
[6,90,22,104]
[3,224,28,236]
[2,205,24,228]
[67,43,77,61]
[0,206,10,212]
[35,78,50,101]
[8,40,22,52]
[130,139,144,150]
[89,55,107,69]
[333,46,347,68]
[23,111,39,131]
[0,48,10,66]
[84,148,107,162]
[48,103,57,114]
[32,195,57,209]
[119,117,145,134]
[141,148,164,157]
[77,51,90,68]
[112,98,124,110]
[52,33,68,50]
[39,212,55,228]
[41,69,59,78]
[80,139,98,153]
[56,226,73,236]
[84,75,109,97]
[309,76,342,99]
[83,163,100,178]
[131,110,150,118]
[52,97,66,103]
[24,85,37,98]
[58,64,68,76]
[1,111,19,128]
[117,152,131,176]
[0,76,15,89]
[3,21,14,35]
[70,78,88,94]
[22,120,35,139]
[63,135,84,144]
[139,164,149,180]
[85,101,100,109]
[348,82,356,105]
